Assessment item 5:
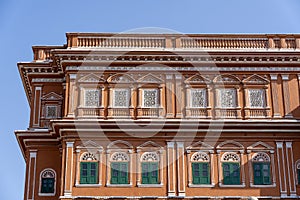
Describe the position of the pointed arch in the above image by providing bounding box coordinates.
[247,141,274,151]
[184,74,211,85]
[78,73,106,83]
[41,92,63,101]
[243,74,269,85]
[137,73,163,83]
[213,74,241,84]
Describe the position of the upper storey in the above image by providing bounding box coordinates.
[17,33,300,128]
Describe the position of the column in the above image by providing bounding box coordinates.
[270,150,276,186]
[175,75,183,118]
[32,86,42,127]
[106,150,110,186]
[75,149,81,186]
[210,150,215,186]
[167,142,176,197]
[207,85,214,118]
[270,74,281,118]
[297,75,300,105]
[176,142,185,197]
[281,75,293,118]
[285,142,297,197]
[240,150,246,186]
[166,75,174,118]
[159,150,164,185]
[66,74,77,117]
[186,150,192,186]
[103,84,108,119]
[129,150,133,186]
[247,150,253,186]
[26,150,37,200]
[64,141,74,197]
[276,142,287,197]
[132,85,138,119]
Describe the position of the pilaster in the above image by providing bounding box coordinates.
[175,75,183,118]
[26,150,37,200]
[64,141,74,197]
[281,75,293,118]
[176,142,185,197]
[270,74,281,118]
[66,74,77,117]
[167,142,176,197]
[276,142,287,197]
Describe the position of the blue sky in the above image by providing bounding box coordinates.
[0,0,300,199]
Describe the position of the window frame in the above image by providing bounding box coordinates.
[142,88,159,108]
[252,162,271,185]
[38,168,56,196]
[80,162,99,184]
[112,88,130,108]
[84,89,101,107]
[222,162,241,185]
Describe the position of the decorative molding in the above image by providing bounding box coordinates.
[32,78,64,83]
[66,66,300,72]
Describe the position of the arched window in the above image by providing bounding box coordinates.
[40,169,56,195]
[191,152,210,185]
[80,152,98,184]
[141,152,159,184]
[252,152,271,185]
[110,152,129,184]
[221,152,240,185]
[296,160,300,185]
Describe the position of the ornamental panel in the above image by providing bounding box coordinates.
[191,152,210,162]
[84,90,100,107]
[113,89,129,107]
[249,89,265,108]
[81,152,97,161]
[111,152,129,162]
[252,152,270,162]
[217,89,236,108]
[141,152,159,162]
[143,89,158,108]
[191,89,207,108]
[221,152,240,162]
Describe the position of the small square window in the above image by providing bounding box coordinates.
[84,90,100,107]
[46,106,57,119]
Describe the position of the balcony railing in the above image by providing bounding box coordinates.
[185,108,211,118]
[214,108,242,119]
[244,108,271,119]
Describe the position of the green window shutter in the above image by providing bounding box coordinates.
[150,163,159,184]
[141,162,159,184]
[80,162,88,184]
[298,169,300,185]
[231,163,240,185]
[80,162,98,184]
[111,162,128,184]
[262,163,270,185]
[192,163,210,185]
[111,163,120,184]
[253,163,271,185]
[223,163,240,185]
[41,178,55,193]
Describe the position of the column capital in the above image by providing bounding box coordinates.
[276,141,283,148]
[66,141,74,148]
[281,74,289,81]
[69,74,77,80]
[167,142,175,148]
[270,74,278,81]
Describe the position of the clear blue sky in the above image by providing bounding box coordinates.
[0,0,299,199]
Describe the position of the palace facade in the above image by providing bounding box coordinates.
[16,33,300,200]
